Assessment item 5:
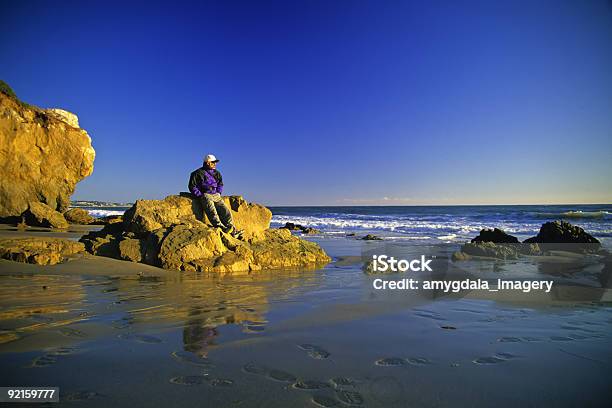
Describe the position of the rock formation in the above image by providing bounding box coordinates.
[0,237,85,265]
[80,194,331,273]
[22,202,69,229]
[524,221,600,247]
[0,85,95,224]
[471,228,519,244]
[63,208,96,225]
[452,221,600,261]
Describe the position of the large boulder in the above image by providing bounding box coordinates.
[0,237,85,265]
[80,194,330,273]
[0,88,95,220]
[64,208,95,225]
[123,194,271,239]
[524,221,600,245]
[22,202,69,229]
[471,228,519,243]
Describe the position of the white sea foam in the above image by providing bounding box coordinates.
[532,210,610,219]
[560,210,610,218]
[270,215,540,240]
[87,209,126,217]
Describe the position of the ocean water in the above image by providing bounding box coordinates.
[75,203,612,246]
[269,204,612,246]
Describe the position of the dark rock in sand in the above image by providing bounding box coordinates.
[471,228,519,244]
[64,208,95,225]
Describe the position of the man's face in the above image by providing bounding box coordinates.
[205,161,217,169]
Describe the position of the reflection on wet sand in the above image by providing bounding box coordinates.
[1,238,611,408]
[0,268,323,354]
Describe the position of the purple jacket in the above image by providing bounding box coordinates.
[188,167,224,196]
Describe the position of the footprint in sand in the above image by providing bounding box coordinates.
[293,380,332,390]
[550,336,574,342]
[118,333,162,343]
[329,377,355,388]
[169,375,207,386]
[206,377,234,387]
[298,344,331,360]
[59,327,86,338]
[312,394,341,407]
[498,337,522,343]
[521,336,542,342]
[30,354,58,368]
[473,352,518,365]
[375,357,407,367]
[111,317,134,329]
[406,357,432,366]
[242,362,269,376]
[47,346,79,356]
[266,369,297,383]
[171,350,214,368]
[413,309,446,321]
[62,390,104,401]
[336,389,364,405]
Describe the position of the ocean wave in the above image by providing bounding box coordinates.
[270,215,542,239]
[532,210,610,219]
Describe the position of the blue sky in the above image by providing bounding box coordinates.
[2,0,611,205]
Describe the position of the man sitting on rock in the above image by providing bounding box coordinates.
[188,154,243,240]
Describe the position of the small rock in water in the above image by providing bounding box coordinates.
[361,234,383,240]
[375,357,407,367]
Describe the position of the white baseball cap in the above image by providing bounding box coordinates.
[204,154,219,163]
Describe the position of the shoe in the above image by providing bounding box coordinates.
[221,225,233,234]
[231,229,245,240]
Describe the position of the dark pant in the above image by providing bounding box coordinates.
[201,193,234,228]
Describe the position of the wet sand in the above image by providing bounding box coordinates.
[0,229,611,407]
